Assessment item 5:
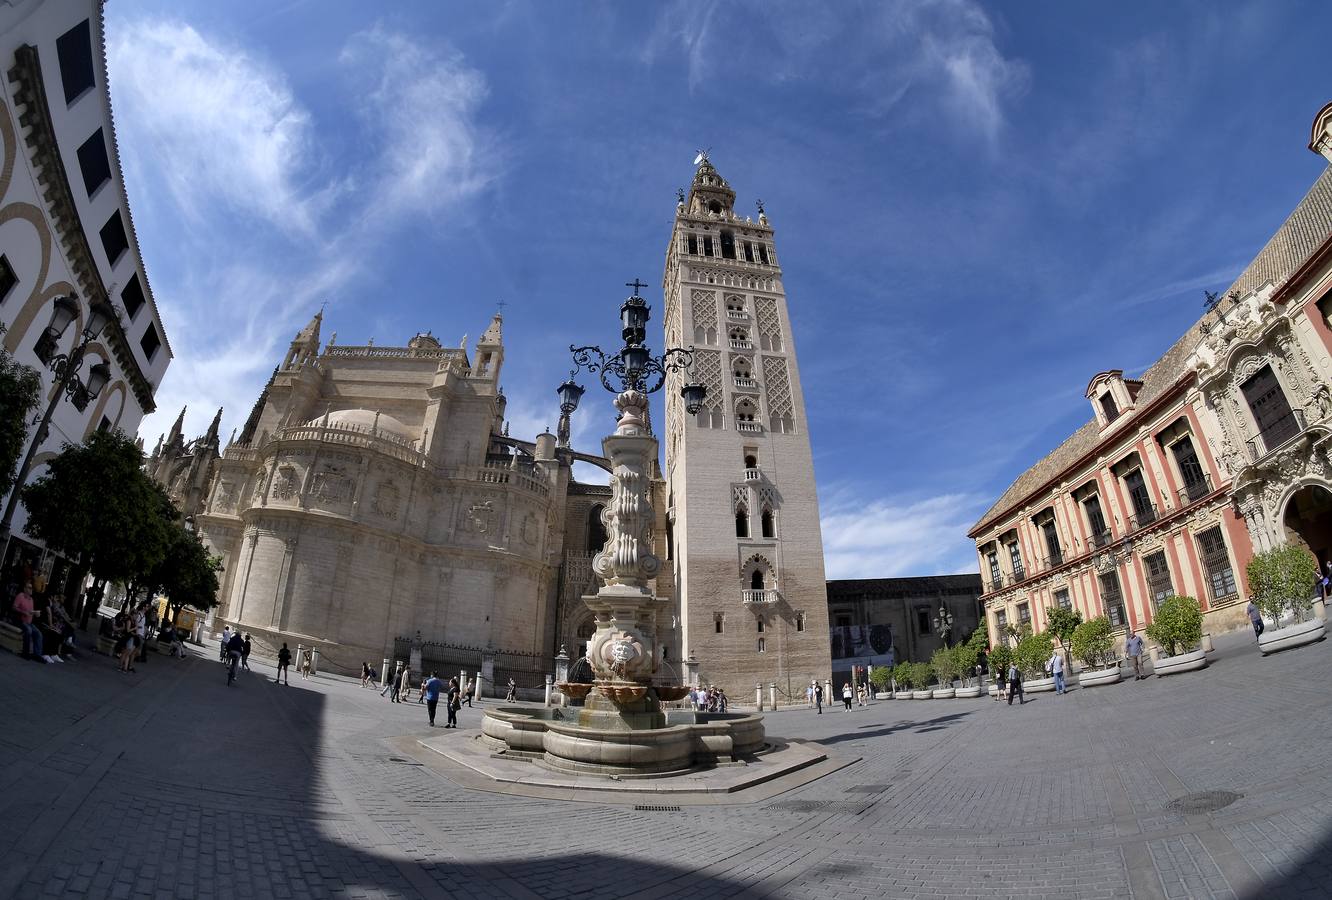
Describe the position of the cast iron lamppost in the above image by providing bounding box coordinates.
[0,295,115,562]
[933,604,954,647]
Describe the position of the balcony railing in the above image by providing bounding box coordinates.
[1007,565,1026,585]
[1043,550,1064,570]
[743,467,762,482]
[726,309,749,320]
[736,421,763,433]
[1090,529,1112,549]
[742,589,781,604]
[984,579,1002,595]
[1129,503,1158,531]
[729,339,755,350]
[1177,472,1214,507]
[733,376,758,389]
[1245,408,1307,462]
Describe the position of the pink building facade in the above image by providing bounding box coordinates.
[970,102,1332,649]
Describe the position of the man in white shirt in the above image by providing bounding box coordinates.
[1047,651,1066,695]
[1125,632,1145,680]
[219,625,232,662]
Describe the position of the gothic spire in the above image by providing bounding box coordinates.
[295,309,322,345]
[478,313,503,347]
[205,407,223,444]
[167,406,186,445]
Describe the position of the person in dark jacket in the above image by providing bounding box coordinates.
[1006,663,1024,706]
[445,678,461,728]
[275,643,292,685]
[241,634,252,670]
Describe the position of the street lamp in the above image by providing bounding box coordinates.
[0,294,118,561]
[933,604,954,647]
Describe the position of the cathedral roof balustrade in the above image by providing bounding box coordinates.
[452,463,550,497]
[323,344,465,362]
[273,421,426,467]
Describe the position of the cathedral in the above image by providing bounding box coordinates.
[181,157,832,698]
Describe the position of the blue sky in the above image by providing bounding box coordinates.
[108,1,1332,579]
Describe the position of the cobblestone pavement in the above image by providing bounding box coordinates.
[2,628,1331,900]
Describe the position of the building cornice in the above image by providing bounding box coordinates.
[969,374,1196,539]
[6,43,156,413]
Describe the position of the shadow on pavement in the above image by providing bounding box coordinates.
[821,710,973,745]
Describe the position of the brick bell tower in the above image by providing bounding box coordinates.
[661,154,831,700]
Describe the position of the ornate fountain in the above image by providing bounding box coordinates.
[478,283,764,776]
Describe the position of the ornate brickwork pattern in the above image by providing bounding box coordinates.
[693,349,724,410]
[756,298,780,343]
[691,289,718,334]
[762,355,794,417]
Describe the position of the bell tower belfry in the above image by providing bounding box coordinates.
[662,154,831,699]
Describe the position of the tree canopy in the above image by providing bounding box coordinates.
[0,324,43,500]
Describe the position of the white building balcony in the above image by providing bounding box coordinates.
[744,467,762,482]
[729,339,754,350]
[742,589,781,604]
[733,375,758,390]
[726,309,749,320]
[736,421,764,433]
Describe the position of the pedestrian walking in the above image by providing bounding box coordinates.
[462,678,474,706]
[718,689,728,712]
[393,665,411,703]
[300,650,313,679]
[241,634,252,671]
[1246,600,1264,640]
[1006,662,1024,705]
[446,677,461,728]
[424,672,443,726]
[814,682,823,714]
[1125,632,1145,680]
[806,683,815,708]
[417,674,428,705]
[276,643,291,684]
[841,683,853,711]
[1047,650,1066,695]
[225,630,244,686]
[219,625,231,662]
[360,662,375,689]
[505,677,517,702]
[381,663,399,698]
[994,664,1007,701]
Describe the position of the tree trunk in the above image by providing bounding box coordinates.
[79,575,105,630]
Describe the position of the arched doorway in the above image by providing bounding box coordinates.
[1283,484,1332,570]
[587,504,608,553]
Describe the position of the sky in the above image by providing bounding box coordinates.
[106,0,1332,580]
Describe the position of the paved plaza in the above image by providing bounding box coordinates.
[2,630,1330,900]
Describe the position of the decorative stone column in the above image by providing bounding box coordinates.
[755,683,763,711]
[381,657,391,686]
[684,652,700,688]
[767,682,776,710]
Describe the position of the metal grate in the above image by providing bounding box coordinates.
[633,805,681,812]
[1165,791,1242,814]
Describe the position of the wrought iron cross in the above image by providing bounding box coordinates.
[1203,289,1220,313]
[625,279,648,296]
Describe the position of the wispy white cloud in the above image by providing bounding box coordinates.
[820,487,984,579]
[109,19,497,443]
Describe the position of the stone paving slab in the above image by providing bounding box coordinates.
[2,628,1332,898]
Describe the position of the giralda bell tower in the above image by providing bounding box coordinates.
[662,155,831,699]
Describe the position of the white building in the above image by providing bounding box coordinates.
[0,0,170,569]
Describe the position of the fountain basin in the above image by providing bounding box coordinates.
[480,706,766,777]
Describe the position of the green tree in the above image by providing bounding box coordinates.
[1144,595,1203,657]
[20,430,172,624]
[930,646,960,688]
[1013,630,1055,678]
[1044,605,1083,668]
[909,662,933,691]
[1070,616,1115,668]
[891,661,914,690]
[145,524,223,625]
[955,632,981,686]
[1247,544,1319,623]
[988,641,1012,676]
[0,323,42,500]
[869,665,892,692]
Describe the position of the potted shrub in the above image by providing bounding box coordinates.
[1249,544,1326,655]
[954,631,983,698]
[891,661,913,698]
[1071,616,1120,687]
[1044,605,1082,670]
[1014,630,1056,692]
[930,647,957,699]
[1145,595,1208,675]
[910,661,934,699]
[987,643,1012,696]
[869,665,893,699]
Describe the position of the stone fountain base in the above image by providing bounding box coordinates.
[478,694,765,777]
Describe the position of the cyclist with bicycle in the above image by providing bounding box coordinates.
[225,630,245,686]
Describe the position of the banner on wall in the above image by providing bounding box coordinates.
[830,623,895,669]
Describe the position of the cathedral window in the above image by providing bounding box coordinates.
[708,200,722,215]
[736,505,750,538]
[732,357,752,379]
[744,452,757,468]
[758,244,770,265]
[735,398,757,423]
[761,508,775,539]
[757,638,765,653]
[703,235,715,256]
[687,234,698,255]
[587,505,608,552]
[796,613,806,633]
[720,230,737,260]
[715,614,724,634]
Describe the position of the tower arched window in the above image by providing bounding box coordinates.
[735,505,750,538]
[761,508,775,538]
[733,357,752,379]
[735,398,757,423]
[729,327,750,347]
[750,569,764,591]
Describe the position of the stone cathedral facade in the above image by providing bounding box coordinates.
[663,157,833,699]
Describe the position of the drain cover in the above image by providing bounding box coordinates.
[634,805,681,812]
[1165,791,1242,814]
